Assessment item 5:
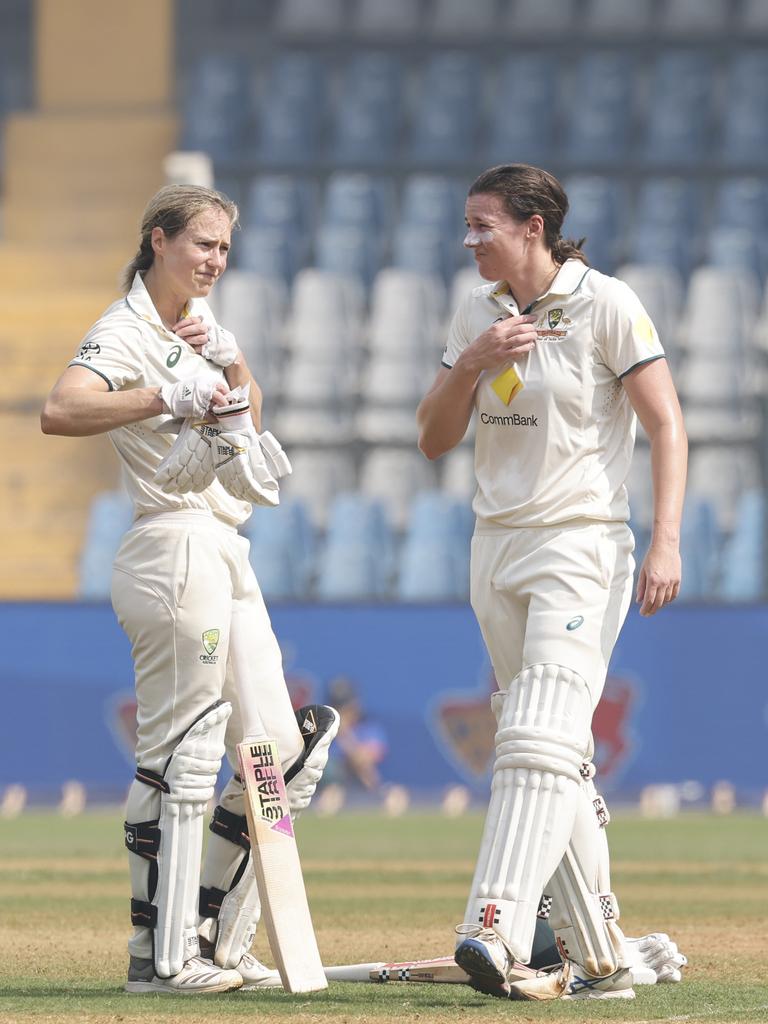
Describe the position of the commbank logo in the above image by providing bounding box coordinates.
[480,412,538,426]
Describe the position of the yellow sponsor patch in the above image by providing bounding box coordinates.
[633,314,657,349]
[491,365,524,405]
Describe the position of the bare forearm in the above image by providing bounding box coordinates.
[648,421,688,544]
[417,363,478,459]
[41,385,164,436]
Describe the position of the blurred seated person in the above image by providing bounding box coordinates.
[324,677,388,793]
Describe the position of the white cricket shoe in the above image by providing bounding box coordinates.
[454,926,540,998]
[125,955,243,994]
[507,960,635,1001]
[236,952,282,990]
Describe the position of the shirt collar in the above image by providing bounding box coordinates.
[125,272,213,333]
[489,258,591,313]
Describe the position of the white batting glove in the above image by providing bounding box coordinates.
[154,418,219,494]
[160,375,220,419]
[201,325,239,368]
[624,933,688,985]
[210,386,291,507]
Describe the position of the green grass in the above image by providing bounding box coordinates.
[1,810,767,1023]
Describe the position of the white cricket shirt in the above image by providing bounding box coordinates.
[69,273,251,526]
[441,259,665,528]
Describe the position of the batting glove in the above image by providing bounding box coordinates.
[154,418,219,494]
[160,374,221,419]
[201,324,240,368]
[624,933,688,984]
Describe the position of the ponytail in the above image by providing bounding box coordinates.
[552,236,589,266]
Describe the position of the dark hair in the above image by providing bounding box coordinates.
[121,184,239,292]
[468,164,588,266]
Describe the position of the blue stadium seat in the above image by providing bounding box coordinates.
[255,54,326,164]
[391,223,457,281]
[705,227,765,278]
[330,53,402,165]
[400,175,464,232]
[718,491,766,600]
[487,53,558,166]
[564,52,634,164]
[244,176,315,233]
[713,177,768,231]
[430,0,497,38]
[179,54,252,158]
[408,53,482,163]
[628,224,696,278]
[628,178,705,276]
[659,0,730,35]
[583,0,653,35]
[396,491,473,600]
[503,0,577,35]
[562,176,626,273]
[644,51,715,165]
[322,173,394,232]
[721,53,768,166]
[352,0,422,37]
[317,494,395,600]
[78,491,134,599]
[678,498,721,600]
[242,501,315,600]
[274,0,346,36]
[238,225,305,283]
[314,223,384,287]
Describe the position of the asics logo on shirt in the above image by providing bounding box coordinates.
[480,412,538,426]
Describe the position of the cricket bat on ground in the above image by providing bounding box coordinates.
[237,736,328,993]
[324,954,539,985]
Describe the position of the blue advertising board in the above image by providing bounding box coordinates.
[0,602,765,803]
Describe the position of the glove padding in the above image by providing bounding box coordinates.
[160,374,220,419]
[201,325,239,368]
[624,933,688,985]
[154,418,219,494]
[211,389,292,507]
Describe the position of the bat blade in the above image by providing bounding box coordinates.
[237,737,327,993]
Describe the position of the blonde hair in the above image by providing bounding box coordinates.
[121,184,239,292]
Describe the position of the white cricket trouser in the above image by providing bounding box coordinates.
[470,518,635,707]
[111,510,303,776]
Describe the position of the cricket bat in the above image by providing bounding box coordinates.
[237,735,328,993]
[324,954,539,985]
[230,602,326,994]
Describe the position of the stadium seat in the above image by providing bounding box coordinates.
[449,266,487,314]
[503,0,577,34]
[391,223,458,282]
[400,175,464,234]
[273,0,346,36]
[713,178,768,232]
[179,54,252,158]
[354,405,419,444]
[331,53,403,165]
[316,493,395,600]
[322,173,395,233]
[658,0,730,35]
[244,175,315,233]
[430,0,497,38]
[278,448,357,529]
[440,445,476,503]
[705,227,764,278]
[358,447,438,530]
[289,268,366,337]
[688,444,762,532]
[396,491,474,600]
[358,355,427,408]
[213,270,288,390]
[643,51,715,164]
[739,0,768,32]
[314,224,385,288]
[562,176,626,273]
[718,491,766,600]
[281,352,357,405]
[564,51,634,164]
[238,225,306,284]
[408,53,482,163]
[487,53,558,165]
[677,266,760,355]
[720,53,768,165]
[352,0,423,37]
[255,53,326,164]
[271,406,356,447]
[583,0,653,35]
[242,500,315,600]
[626,224,695,280]
[78,491,134,599]
[678,498,721,600]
